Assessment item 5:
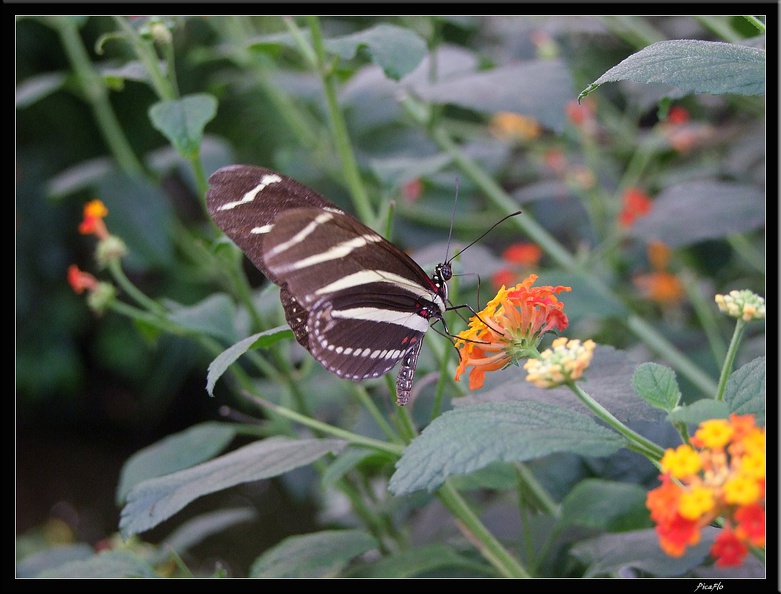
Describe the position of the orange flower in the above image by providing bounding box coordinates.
[617,187,652,228]
[565,99,596,128]
[646,414,765,566]
[79,200,110,239]
[67,264,99,294]
[502,243,542,266]
[633,271,685,305]
[454,274,570,390]
[490,112,542,143]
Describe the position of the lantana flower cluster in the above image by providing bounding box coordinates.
[646,414,765,567]
[454,274,571,390]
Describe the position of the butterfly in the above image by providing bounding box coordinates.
[207,165,485,405]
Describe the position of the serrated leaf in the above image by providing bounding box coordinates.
[413,60,573,133]
[325,24,426,80]
[249,530,378,578]
[724,356,765,423]
[389,401,626,495]
[346,544,494,578]
[120,437,346,537]
[166,293,238,344]
[206,326,294,395]
[629,181,764,248]
[561,479,652,532]
[631,362,681,412]
[116,422,238,505]
[667,399,730,426]
[36,550,158,578]
[590,40,765,96]
[148,93,217,158]
[15,71,67,108]
[458,346,662,424]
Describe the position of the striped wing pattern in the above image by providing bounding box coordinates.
[206,165,447,405]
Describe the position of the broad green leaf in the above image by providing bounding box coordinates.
[116,421,238,505]
[15,71,67,108]
[158,508,257,562]
[250,530,378,578]
[37,550,158,578]
[631,362,681,412]
[96,174,176,270]
[389,401,626,495]
[667,399,730,426]
[571,527,718,577]
[413,60,574,133]
[46,157,115,199]
[725,356,765,423]
[561,479,652,532]
[346,544,495,578]
[629,180,764,248]
[325,24,427,80]
[148,93,217,159]
[206,326,294,396]
[120,437,346,537]
[165,293,238,344]
[459,346,662,424]
[321,447,385,489]
[586,40,765,97]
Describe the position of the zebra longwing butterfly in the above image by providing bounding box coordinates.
[206,164,456,406]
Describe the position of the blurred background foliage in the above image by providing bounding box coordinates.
[16,15,765,576]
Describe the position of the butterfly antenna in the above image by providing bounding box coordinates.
[450,210,523,262]
[443,176,460,263]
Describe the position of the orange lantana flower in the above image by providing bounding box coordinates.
[646,414,765,567]
[454,274,570,390]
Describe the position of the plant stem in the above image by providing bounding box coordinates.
[715,319,746,402]
[437,481,531,577]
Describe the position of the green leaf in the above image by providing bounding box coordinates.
[159,508,257,561]
[165,293,238,344]
[120,437,346,537]
[321,447,384,488]
[631,362,681,412]
[37,550,158,578]
[561,479,652,532]
[325,24,426,80]
[148,93,217,158]
[629,180,765,248]
[346,544,495,578]
[249,530,378,578]
[667,399,730,426]
[571,528,714,577]
[206,326,294,396]
[414,59,574,133]
[589,40,765,96]
[46,157,115,199]
[116,421,238,505]
[389,401,626,495]
[15,71,67,108]
[724,356,765,423]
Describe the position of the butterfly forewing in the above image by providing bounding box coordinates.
[206,165,448,406]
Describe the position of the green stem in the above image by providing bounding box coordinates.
[107,259,166,314]
[249,394,405,457]
[54,17,144,176]
[568,381,666,462]
[715,319,746,402]
[304,16,375,224]
[437,481,530,577]
[112,16,176,101]
[742,15,766,33]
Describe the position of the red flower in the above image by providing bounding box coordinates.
[711,527,749,568]
[618,187,652,228]
[67,265,98,294]
[502,242,542,266]
[666,106,690,126]
[78,200,110,239]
